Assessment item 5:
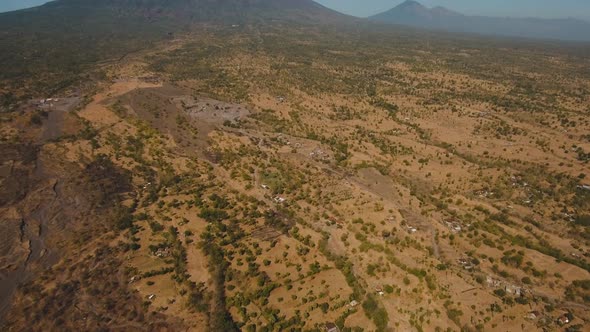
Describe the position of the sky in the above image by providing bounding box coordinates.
[0,0,50,13]
[1,0,589,20]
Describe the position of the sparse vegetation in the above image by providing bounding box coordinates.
[1,1,590,331]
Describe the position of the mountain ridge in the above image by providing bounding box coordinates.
[3,0,347,22]
[0,0,352,100]
[370,0,590,42]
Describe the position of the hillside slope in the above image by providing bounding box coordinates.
[0,0,347,103]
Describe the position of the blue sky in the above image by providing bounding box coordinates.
[1,0,589,20]
[0,0,49,13]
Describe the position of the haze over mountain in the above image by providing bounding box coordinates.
[5,0,590,20]
[370,0,590,42]
[3,0,589,44]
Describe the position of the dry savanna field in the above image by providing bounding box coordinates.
[1,18,590,332]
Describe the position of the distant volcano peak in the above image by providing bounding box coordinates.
[370,0,590,41]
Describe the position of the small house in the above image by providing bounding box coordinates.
[505,285,522,296]
[526,311,540,320]
[486,276,501,288]
[154,248,171,258]
[558,312,573,326]
[457,258,475,271]
[325,322,340,332]
[375,286,384,296]
[444,220,463,233]
[557,314,571,326]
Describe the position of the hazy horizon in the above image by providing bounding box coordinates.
[1,0,590,22]
[0,0,51,13]
[317,0,590,19]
